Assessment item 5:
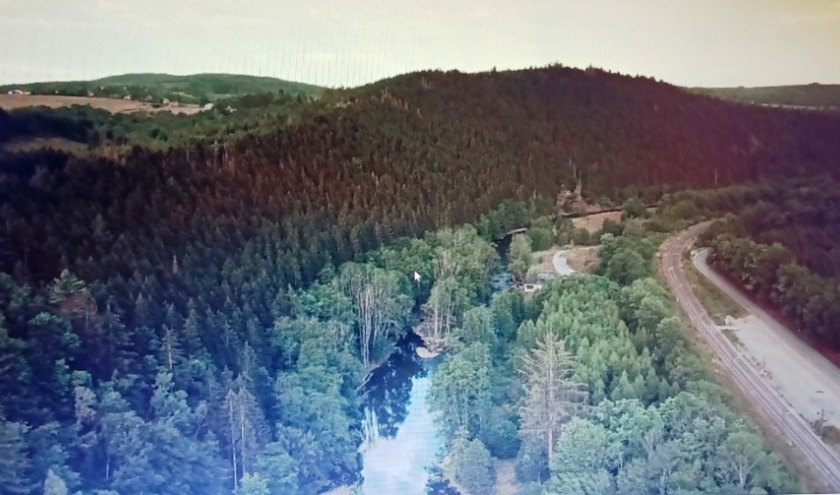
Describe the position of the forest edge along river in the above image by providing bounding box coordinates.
[354,236,513,495]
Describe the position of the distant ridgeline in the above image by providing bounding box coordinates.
[692,83,840,110]
[0,73,323,105]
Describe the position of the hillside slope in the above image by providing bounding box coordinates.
[4,66,840,285]
[1,72,322,104]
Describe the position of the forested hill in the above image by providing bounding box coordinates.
[1,65,840,493]
[4,65,840,289]
[0,73,322,104]
[336,66,840,192]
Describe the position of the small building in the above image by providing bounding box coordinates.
[523,283,543,294]
[123,95,132,101]
[203,103,214,111]
[9,89,25,95]
[162,98,171,105]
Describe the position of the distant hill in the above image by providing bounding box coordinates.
[691,84,840,110]
[0,73,323,104]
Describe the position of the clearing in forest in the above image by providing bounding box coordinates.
[0,94,203,114]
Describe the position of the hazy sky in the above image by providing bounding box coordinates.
[1,0,839,88]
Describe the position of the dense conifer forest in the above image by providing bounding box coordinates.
[1,66,839,494]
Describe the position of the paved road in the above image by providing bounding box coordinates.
[659,223,840,491]
[693,248,840,427]
[552,250,575,276]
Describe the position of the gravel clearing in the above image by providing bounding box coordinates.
[696,249,840,428]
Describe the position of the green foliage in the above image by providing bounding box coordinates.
[430,343,493,438]
[0,416,32,495]
[368,237,435,304]
[254,442,299,495]
[236,472,270,495]
[509,234,533,283]
[1,73,321,103]
[621,196,648,221]
[571,228,593,246]
[604,249,648,286]
[552,218,575,246]
[450,434,495,495]
[475,200,534,240]
[699,179,840,345]
[546,418,613,495]
[526,226,553,251]
[453,305,497,349]
[598,233,659,286]
[479,408,520,459]
[502,251,796,494]
[515,439,549,484]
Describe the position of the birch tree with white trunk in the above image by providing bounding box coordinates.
[337,263,411,370]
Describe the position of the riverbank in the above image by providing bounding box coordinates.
[416,346,441,359]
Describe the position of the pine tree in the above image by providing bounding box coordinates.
[450,433,495,495]
[0,415,32,494]
[610,371,636,402]
[43,469,68,495]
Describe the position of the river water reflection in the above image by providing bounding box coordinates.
[358,240,511,494]
[359,333,455,494]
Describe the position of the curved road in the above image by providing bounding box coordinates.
[693,248,840,426]
[552,250,575,276]
[659,223,840,491]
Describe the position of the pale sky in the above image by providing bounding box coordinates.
[1,0,839,88]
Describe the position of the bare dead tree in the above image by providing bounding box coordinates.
[518,332,588,465]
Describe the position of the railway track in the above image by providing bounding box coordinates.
[658,223,840,490]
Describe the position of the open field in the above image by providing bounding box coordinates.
[566,246,599,273]
[571,207,656,233]
[532,245,598,275]
[532,248,559,273]
[0,94,203,114]
[572,210,621,233]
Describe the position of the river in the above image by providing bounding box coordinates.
[357,239,511,494]
[358,332,456,494]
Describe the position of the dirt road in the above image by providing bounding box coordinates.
[659,223,840,491]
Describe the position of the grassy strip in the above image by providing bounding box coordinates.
[682,250,745,325]
[721,328,743,348]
